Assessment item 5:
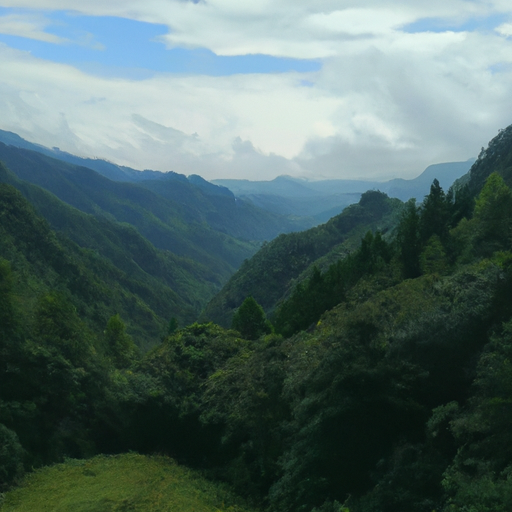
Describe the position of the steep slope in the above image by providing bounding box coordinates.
[2,124,512,512]
[179,128,512,511]
[109,136,512,511]
[0,166,219,347]
[468,124,512,193]
[201,190,403,327]
[139,173,313,240]
[0,142,256,278]
[0,130,311,239]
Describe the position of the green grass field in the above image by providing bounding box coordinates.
[0,453,254,512]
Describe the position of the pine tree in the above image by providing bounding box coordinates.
[396,199,421,278]
[231,296,272,340]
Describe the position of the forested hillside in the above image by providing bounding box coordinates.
[0,142,255,272]
[0,133,312,239]
[0,140,313,334]
[0,163,221,343]
[3,125,512,512]
[201,190,403,327]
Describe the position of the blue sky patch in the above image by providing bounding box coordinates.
[489,62,512,74]
[0,8,321,78]
[402,14,508,34]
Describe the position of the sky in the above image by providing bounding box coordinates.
[1,2,512,181]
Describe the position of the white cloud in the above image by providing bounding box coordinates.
[295,26,512,178]
[0,44,343,179]
[3,1,511,58]
[0,12,68,43]
[496,22,512,36]
[1,1,512,181]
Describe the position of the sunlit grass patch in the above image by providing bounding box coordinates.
[1,453,253,512]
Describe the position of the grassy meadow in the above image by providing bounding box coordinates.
[0,454,255,512]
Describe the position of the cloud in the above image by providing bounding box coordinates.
[3,1,511,58]
[496,22,512,36]
[1,1,512,181]
[0,44,339,178]
[0,12,68,43]
[294,27,512,179]
[0,10,106,51]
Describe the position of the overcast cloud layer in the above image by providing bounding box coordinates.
[1,1,512,180]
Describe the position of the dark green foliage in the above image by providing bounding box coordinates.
[357,229,392,273]
[419,178,451,244]
[269,338,426,511]
[0,295,107,471]
[141,173,311,241]
[449,183,473,224]
[468,125,512,194]
[0,166,215,345]
[231,296,272,340]
[203,190,402,327]
[34,291,95,364]
[0,142,262,272]
[0,423,24,488]
[195,155,512,510]
[0,259,17,344]
[0,148,265,331]
[449,173,512,265]
[440,318,512,511]
[420,235,448,275]
[358,189,393,215]
[167,317,179,335]
[395,178,473,278]
[472,172,512,254]
[311,500,350,512]
[267,259,506,512]
[201,334,289,496]
[272,266,334,337]
[0,182,147,470]
[396,199,422,278]
[273,230,393,337]
[115,323,251,461]
[105,315,139,368]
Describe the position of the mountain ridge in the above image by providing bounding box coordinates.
[212,159,474,221]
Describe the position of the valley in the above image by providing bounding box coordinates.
[1,126,511,512]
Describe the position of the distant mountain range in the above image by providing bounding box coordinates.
[213,160,475,223]
[0,129,313,237]
[0,129,473,228]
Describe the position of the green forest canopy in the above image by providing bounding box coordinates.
[4,125,512,511]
